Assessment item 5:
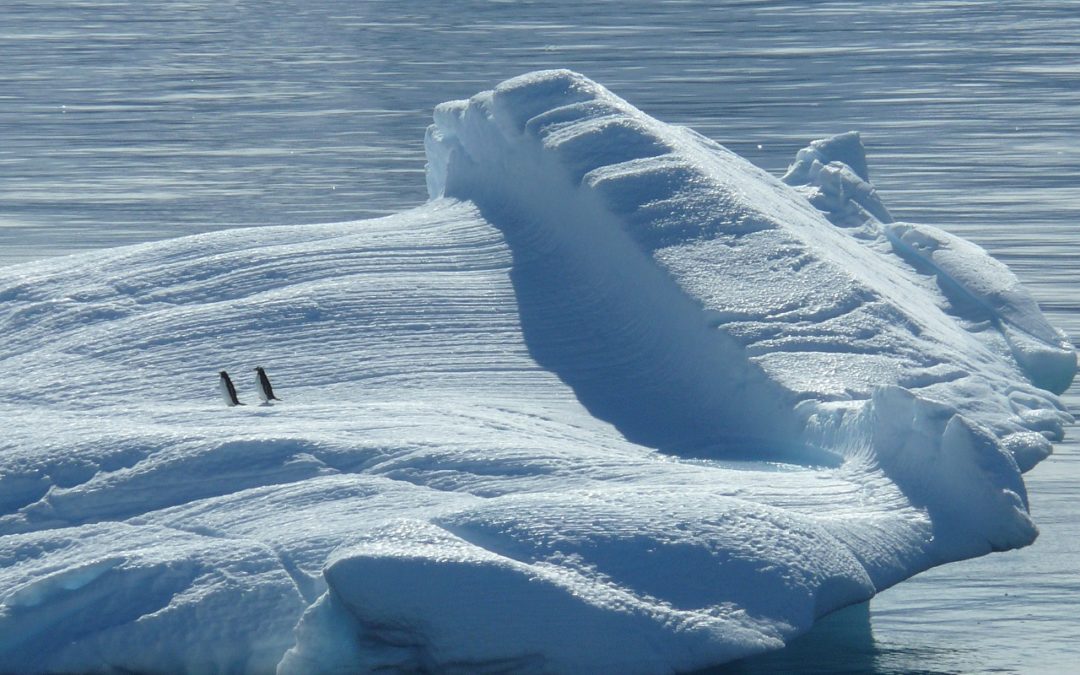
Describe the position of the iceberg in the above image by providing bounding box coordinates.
[0,70,1073,673]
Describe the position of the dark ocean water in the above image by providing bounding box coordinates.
[2,1,1078,672]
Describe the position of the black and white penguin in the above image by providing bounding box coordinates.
[219,370,244,406]
[254,366,280,404]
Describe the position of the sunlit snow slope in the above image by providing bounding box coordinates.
[0,71,1074,674]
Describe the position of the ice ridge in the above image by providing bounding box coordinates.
[426,69,1072,473]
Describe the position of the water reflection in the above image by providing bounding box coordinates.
[706,601,978,675]
[3,2,1079,268]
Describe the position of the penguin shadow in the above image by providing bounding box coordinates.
[218,367,282,408]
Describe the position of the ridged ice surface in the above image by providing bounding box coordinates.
[0,72,1074,673]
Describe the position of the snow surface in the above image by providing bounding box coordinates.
[0,70,1074,673]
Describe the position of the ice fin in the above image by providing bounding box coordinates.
[783,131,892,226]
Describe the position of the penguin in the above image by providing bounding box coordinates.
[219,370,244,407]
[254,366,280,404]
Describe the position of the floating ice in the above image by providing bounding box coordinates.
[0,70,1073,673]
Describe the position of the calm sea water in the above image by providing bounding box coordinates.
[2,1,1078,672]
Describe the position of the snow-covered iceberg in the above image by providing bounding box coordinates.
[0,70,1073,673]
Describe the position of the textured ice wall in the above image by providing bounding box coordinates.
[425,70,1072,525]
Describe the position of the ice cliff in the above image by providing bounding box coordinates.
[0,70,1074,674]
